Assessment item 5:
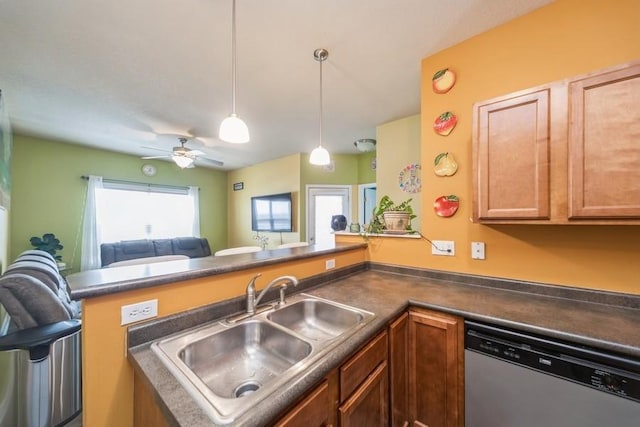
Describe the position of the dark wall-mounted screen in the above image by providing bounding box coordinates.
[251,192,293,232]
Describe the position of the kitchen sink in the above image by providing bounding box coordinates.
[150,294,374,425]
[178,320,311,398]
[267,298,366,342]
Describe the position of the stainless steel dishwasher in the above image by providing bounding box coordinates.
[465,320,640,427]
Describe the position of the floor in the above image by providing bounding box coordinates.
[66,412,82,427]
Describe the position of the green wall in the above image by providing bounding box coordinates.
[357,151,376,184]
[10,135,228,271]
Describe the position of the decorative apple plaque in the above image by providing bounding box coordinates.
[433,195,460,217]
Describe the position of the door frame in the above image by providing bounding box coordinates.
[357,182,376,225]
[305,185,352,245]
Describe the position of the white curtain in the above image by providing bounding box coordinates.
[188,186,200,237]
[80,175,103,271]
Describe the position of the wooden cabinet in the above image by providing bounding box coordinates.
[338,331,389,426]
[389,312,409,427]
[339,362,388,427]
[408,308,464,427]
[473,61,640,224]
[568,63,640,219]
[473,85,554,221]
[275,330,388,426]
[274,378,336,427]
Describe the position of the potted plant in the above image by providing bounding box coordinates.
[29,233,64,261]
[365,195,416,234]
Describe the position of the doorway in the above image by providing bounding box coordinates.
[358,183,377,226]
[306,185,351,247]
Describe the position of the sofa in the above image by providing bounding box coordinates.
[100,237,211,267]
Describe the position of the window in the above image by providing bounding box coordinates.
[95,181,199,243]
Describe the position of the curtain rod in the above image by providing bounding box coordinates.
[80,175,197,191]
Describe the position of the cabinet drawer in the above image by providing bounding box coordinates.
[340,331,388,400]
[274,380,331,427]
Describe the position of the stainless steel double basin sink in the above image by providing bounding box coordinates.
[151,294,375,424]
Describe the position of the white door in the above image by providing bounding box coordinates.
[306,185,351,247]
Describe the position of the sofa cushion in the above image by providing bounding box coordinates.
[172,237,211,258]
[100,237,211,267]
[153,239,173,256]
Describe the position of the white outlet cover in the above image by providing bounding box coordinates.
[431,240,455,256]
[121,299,158,325]
[326,259,336,270]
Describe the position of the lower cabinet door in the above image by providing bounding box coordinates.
[408,309,463,427]
[339,361,389,427]
[274,380,332,427]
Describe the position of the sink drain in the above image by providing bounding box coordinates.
[234,381,261,398]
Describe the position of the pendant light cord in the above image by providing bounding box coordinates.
[319,54,323,148]
[231,0,238,114]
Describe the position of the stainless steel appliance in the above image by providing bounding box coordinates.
[0,319,81,427]
[465,320,640,427]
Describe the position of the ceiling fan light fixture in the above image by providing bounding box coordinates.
[173,155,194,169]
[309,145,331,165]
[310,48,331,166]
[219,0,250,144]
[219,113,250,143]
[354,138,376,152]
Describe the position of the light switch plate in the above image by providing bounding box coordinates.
[472,242,486,260]
[325,259,336,270]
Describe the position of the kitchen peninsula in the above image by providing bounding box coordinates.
[67,242,368,427]
[67,240,640,426]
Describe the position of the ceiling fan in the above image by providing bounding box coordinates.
[141,137,224,168]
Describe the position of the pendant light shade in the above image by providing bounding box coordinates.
[219,113,250,143]
[310,145,330,165]
[309,48,331,166]
[219,0,249,144]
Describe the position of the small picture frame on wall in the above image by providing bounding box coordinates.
[233,182,244,191]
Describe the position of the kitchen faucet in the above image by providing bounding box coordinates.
[245,274,299,314]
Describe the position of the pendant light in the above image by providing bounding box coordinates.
[309,48,331,166]
[219,0,250,143]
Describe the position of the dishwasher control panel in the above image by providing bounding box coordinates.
[465,321,640,403]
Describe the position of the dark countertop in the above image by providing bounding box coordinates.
[128,266,640,427]
[67,242,366,299]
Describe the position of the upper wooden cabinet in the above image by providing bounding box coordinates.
[473,61,640,224]
[473,86,553,220]
[568,64,640,219]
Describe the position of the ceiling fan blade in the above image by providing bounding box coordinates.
[197,157,225,167]
[189,150,205,156]
[141,145,172,154]
[141,155,170,159]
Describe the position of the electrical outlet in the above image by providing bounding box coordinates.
[121,299,158,325]
[472,242,486,260]
[325,259,336,270]
[431,240,455,256]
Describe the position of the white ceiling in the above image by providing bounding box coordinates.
[0,0,553,170]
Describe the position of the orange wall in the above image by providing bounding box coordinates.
[341,0,640,295]
[81,249,365,427]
